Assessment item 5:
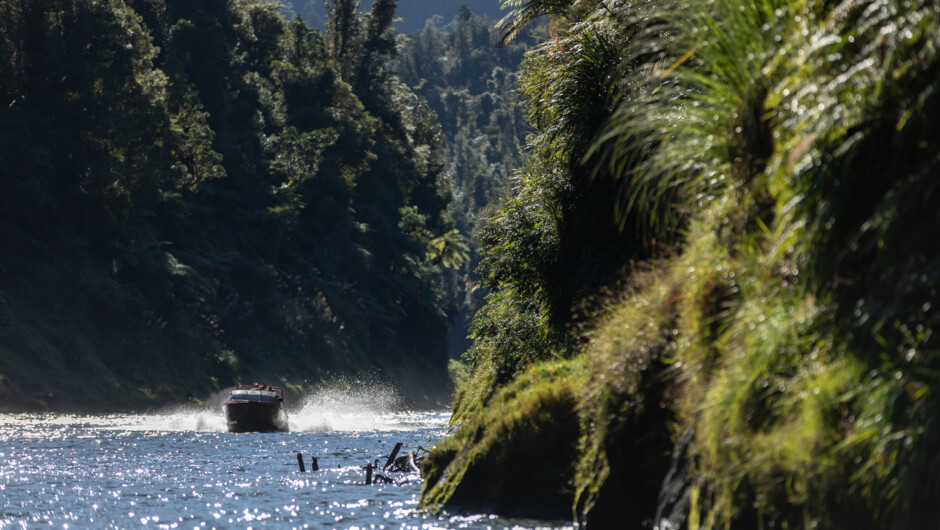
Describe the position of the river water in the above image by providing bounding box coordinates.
[0,389,573,529]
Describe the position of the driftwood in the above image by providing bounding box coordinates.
[384,447,425,475]
[357,443,426,485]
[383,442,403,470]
[372,473,394,484]
[294,444,422,486]
[296,452,318,472]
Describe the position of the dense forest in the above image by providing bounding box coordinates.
[395,6,535,355]
[8,0,940,527]
[0,0,525,409]
[421,0,940,529]
[282,0,504,33]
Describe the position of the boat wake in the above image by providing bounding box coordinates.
[146,408,230,431]
[289,384,446,432]
[1,383,449,434]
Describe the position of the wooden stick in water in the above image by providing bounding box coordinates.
[384,442,403,470]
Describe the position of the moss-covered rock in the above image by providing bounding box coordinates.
[422,361,582,518]
[427,0,940,527]
[422,269,682,525]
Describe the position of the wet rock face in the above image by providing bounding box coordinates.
[447,407,580,519]
[578,372,676,529]
[420,383,582,520]
[580,424,675,528]
[652,429,693,530]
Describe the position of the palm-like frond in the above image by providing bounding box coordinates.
[589,0,788,234]
[428,229,471,269]
[586,0,940,526]
[495,0,574,48]
[522,26,618,163]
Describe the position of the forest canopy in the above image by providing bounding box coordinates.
[0,0,487,409]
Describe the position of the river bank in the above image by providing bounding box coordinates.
[418,0,940,528]
[0,370,452,416]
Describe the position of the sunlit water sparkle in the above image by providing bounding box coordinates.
[0,392,573,529]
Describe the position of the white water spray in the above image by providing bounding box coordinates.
[2,381,449,433]
[288,382,412,432]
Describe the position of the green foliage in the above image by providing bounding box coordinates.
[451,0,660,411]
[421,359,583,518]
[427,229,471,269]
[395,9,536,355]
[0,0,459,409]
[426,0,940,527]
[495,0,573,48]
[425,271,677,521]
[452,286,562,423]
[281,0,505,33]
[324,0,362,66]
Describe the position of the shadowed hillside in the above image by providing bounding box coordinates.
[0,0,460,410]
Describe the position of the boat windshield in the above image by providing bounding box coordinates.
[231,389,279,397]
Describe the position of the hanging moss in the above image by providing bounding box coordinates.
[422,360,583,519]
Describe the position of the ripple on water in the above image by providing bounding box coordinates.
[0,398,572,529]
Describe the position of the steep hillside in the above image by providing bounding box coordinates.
[0,0,458,410]
[395,8,536,356]
[421,0,940,528]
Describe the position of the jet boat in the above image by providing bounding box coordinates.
[222,384,289,432]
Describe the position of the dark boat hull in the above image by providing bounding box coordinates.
[223,401,289,433]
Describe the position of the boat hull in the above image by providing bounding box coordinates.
[223,401,289,433]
